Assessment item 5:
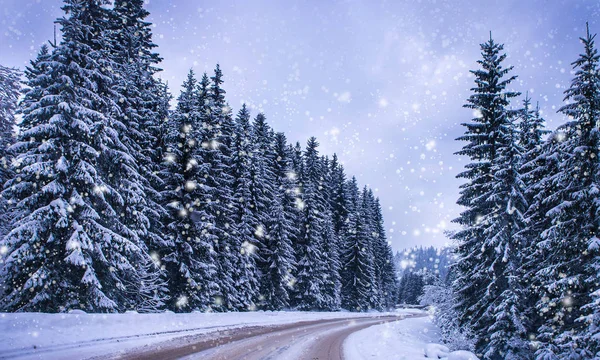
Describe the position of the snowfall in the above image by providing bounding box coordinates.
[0,308,478,359]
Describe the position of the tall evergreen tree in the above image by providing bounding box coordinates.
[531,24,600,359]
[482,117,530,359]
[320,156,342,310]
[230,104,260,310]
[1,0,153,312]
[261,132,298,310]
[329,154,348,236]
[451,34,519,342]
[372,197,397,310]
[340,180,377,311]
[203,66,239,311]
[160,70,217,311]
[107,0,169,265]
[294,137,327,310]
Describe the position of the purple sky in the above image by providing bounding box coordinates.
[2,0,599,252]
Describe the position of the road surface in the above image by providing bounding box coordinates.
[123,314,420,360]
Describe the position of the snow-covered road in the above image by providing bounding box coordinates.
[128,315,414,360]
[0,309,423,359]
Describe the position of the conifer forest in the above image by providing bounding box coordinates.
[1,1,600,359]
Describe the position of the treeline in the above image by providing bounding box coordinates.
[0,0,397,313]
[395,246,452,304]
[443,25,600,359]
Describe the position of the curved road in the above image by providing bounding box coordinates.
[124,314,419,360]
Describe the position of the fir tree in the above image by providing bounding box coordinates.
[1,0,152,312]
[340,183,377,311]
[204,66,239,311]
[482,117,530,359]
[262,132,298,309]
[294,137,327,310]
[230,104,260,310]
[329,154,348,236]
[160,70,217,311]
[372,197,397,310]
[451,34,519,343]
[532,24,600,359]
[0,65,20,240]
[320,156,342,310]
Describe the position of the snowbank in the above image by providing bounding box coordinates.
[343,315,479,360]
[0,308,422,359]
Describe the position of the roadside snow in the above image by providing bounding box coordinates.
[344,315,479,360]
[0,309,421,360]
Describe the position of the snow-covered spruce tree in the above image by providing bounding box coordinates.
[0,65,21,241]
[481,117,531,359]
[530,24,600,359]
[18,45,52,138]
[329,154,348,236]
[98,0,169,311]
[160,70,217,312]
[319,156,342,310]
[371,197,398,310]
[340,184,378,311]
[290,141,304,184]
[363,189,382,310]
[250,112,279,308]
[517,95,550,200]
[203,66,241,311]
[509,95,551,349]
[1,0,156,312]
[229,104,260,310]
[250,115,276,222]
[294,137,327,310]
[451,34,519,343]
[261,132,298,310]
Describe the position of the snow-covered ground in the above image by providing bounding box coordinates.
[344,315,479,360]
[0,309,422,359]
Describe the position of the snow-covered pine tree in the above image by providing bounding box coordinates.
[517,95,550,199]
[294,136,327,310]
[329,154,348,237]
[100,0,168,311]
[203,65,240,311]
[160,70,217,312]
[511,95,551,348]
[0,65,20,240]
[250,112,278,307]
[451,34,519,341]
[261,132,298,310]
[531,24,600,359]
[340,183,377,311]
[371,197,397,310]
[229,104,260,310]
[361,187,380,310]
[1,0,155,312]
[289,141,304,187]
[17,45,52,139]
[319,156,342,310]
[481,114,531,359]
[250,113,277,229]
